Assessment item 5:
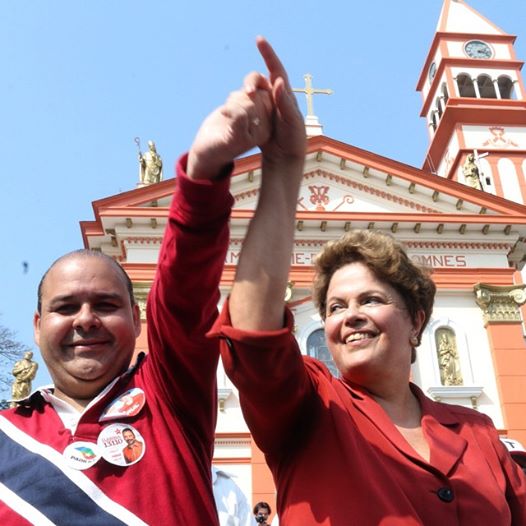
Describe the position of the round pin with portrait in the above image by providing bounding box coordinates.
[97,423,145,467]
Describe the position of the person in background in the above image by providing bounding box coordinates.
[501,437,526,475]
[253,501,271,525]
[212,465,251,526]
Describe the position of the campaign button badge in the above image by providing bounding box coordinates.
[63,441,101,470]
[97,423,145,467]
[99,387,146,422]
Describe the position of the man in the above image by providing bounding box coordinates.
[212,466,251,526]
[122,428,144,464]
[0,37,282,524]
[253,501,272,525]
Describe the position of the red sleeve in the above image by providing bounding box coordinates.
[209,299,314,456]
[145,154,233,449]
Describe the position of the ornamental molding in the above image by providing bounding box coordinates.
[292,240,326,248]
[473,283,526,324]
[229,238,327,248]
[405,241,513,251]
[123,237,163,245]
[231,240,511,252]
[229,238,513,252]
[427,386,484,410]
[233,188,259,203]
[214,436,251,451]
[214,438,250,447]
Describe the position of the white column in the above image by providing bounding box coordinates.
[472,77,481,98]
[492,79,502,99]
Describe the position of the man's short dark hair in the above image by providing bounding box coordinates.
[37,249,135,314]
[253,501,271,515]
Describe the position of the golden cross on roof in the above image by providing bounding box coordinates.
[293,73,333,117]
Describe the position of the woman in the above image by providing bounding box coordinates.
[207,43,526,524]
[216,227,526,525]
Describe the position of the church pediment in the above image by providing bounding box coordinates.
[230,135,526,218]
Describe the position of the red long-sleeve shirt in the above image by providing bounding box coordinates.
[212,303,526,526]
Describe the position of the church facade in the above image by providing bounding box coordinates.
[80,0,526,509]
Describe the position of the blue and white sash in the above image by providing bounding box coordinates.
[0,416,148,526]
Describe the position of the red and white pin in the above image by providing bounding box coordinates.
[99,387,146,422]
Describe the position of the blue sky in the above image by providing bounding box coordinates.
[0,0,525,394]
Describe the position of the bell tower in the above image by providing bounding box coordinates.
[417,0,526,203]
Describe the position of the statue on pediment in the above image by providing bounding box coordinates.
[136,138,163,186]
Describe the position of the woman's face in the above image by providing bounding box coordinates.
[324,262,424,386]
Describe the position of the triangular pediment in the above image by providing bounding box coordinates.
[437,0,506,35]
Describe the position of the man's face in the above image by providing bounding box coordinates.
[34,255,141,403]
[123,430,136,446]
[255,508,269,523]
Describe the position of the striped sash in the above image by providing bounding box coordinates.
[0,416,148,526]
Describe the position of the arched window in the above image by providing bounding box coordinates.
[457,74,476,97]
[498,76,515,99]
[477,74,496,98]
[435,327,463,386]
[306,329,339,377]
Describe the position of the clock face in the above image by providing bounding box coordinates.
[429,62,437,80]
[464,40,493,59]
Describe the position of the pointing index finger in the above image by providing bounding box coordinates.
[256,36,291,90]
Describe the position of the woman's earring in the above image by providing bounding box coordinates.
[410,335,419,347]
